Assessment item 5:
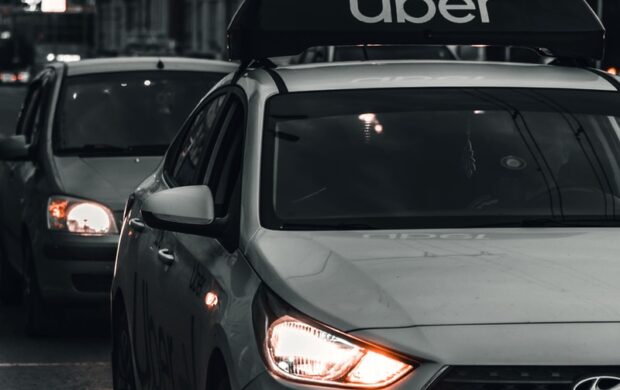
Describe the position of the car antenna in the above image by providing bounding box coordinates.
[157,59,165,70]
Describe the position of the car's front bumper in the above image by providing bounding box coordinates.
[33,232,119,304]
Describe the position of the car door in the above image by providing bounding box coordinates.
[157,91,245,390]
[0,70,53,273]
[132,90,229,390]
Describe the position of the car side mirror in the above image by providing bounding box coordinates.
[141,185,215,236]
[0,135,30,161]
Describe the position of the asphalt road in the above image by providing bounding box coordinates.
[0,86,26,137]
[0,303,113,389]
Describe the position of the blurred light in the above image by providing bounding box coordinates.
[358,113,376,123]
[46,53,56,62]
[121,83,128,87]
[144,80,152,86]
[0,73,17,83]
[0,31,11,40]
[472,44,489,48]
[474,110,486,115]
[266,316,412,387]
[72,92,78,100]
[56,54,81,62]
[41,0,66,13]
[607,67,618,76]
[374,124,383,134]
[205,291,219,309]
[17,71,30,83]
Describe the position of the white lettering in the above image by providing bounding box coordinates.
[439,0,475,24]
[350,0,393,23]
[351,0,491,24]
[478,0,490,23]
[395,0,436,24]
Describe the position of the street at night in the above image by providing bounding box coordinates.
[2,0,620,389]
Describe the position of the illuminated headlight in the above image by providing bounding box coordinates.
[255,289,415,388]
[47,196,118,235]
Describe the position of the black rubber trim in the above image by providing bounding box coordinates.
[263,68,289,94]
[587,68,620,91]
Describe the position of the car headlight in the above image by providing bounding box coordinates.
[47,196,118,235]
[254,287,415,388]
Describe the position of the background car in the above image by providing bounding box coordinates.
[0,57,236,335]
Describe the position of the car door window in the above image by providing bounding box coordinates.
[17,82,44,144]
[17,71,54,145]
[169,94,227,187]
[204,96,245,217]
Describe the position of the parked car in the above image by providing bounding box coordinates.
[112,0,620,389]
[0,57,236,335]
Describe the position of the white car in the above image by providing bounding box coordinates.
[111,0,620,389]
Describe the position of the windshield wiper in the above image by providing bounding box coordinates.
[280,222,378,231]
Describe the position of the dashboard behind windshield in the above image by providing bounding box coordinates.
[262,88,620,229]
[54,71,223,156]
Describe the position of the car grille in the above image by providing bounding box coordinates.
[427,366,620,390]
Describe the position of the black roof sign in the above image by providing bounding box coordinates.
[228,0,605,62]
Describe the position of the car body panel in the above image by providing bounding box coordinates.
[275,61,615,92]
[66,57,237,77]
[53,156,161,211]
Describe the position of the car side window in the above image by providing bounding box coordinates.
[204,96,245,218]
[170,94,227,187]
[16,81,44,144]
[16,71,55,146]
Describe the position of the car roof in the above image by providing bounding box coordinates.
[268,61,617,93]
[63,57,237,77]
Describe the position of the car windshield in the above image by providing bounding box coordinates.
[262,88,620,230]
[54,71,224,156]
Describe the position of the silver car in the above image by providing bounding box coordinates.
[112,0,620,389]
[0,57,236,335]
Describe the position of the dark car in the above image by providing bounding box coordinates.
[0,57,236,335]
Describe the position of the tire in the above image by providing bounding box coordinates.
[22,242,54,337]
[113,308,137,390]
[0,240,22,305]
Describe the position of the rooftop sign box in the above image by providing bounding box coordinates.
[228,0,605,62]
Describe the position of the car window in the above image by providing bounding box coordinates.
[171,94,227,187]
[53,71,225,156]
[262,88,620,230]
[204,97,245,217]
[17,77,48,144]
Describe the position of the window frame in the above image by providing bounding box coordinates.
[163,88,231,188]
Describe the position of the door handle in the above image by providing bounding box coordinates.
[158,249,175,266]
[128,218,145,232]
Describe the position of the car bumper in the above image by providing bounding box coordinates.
[34,232,119,304]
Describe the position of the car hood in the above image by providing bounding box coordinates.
[53,156,161,211]
[248,228,620,331]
